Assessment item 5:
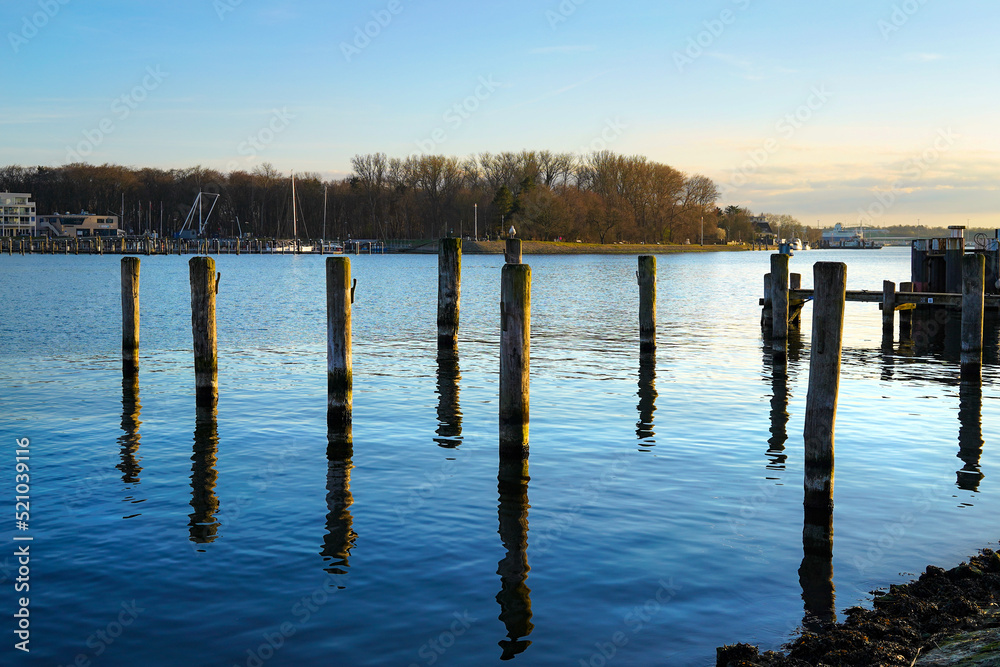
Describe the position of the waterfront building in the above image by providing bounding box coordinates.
[37,212,123,237]
[0,192,36,236]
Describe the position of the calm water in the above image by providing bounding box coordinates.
[2,247,998,666]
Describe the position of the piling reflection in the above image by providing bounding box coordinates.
[322,421,357,575]
[117,373,143,488]
[636,352,657,447]
[189,400,221,544]
[766,359,789,471]
[435,348,463,449]
[957,378,985,492]
[799,505,836,630]
[496,434,533,660]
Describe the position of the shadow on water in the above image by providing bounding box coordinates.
[957,375,985,492]
[636,352,657,449]
[117,374,144,516]
[497,431,533,661]
[435,348,463,449]
[189,397,221,544]
[322,421,357,577]
[799,505,836,631]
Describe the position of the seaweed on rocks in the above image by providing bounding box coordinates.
[717,548,1000,667]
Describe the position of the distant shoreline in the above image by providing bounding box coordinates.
[402,240,752,255]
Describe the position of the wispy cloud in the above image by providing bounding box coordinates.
[902,52,944,62]
[489,71,607,113]
[529,45,597,55]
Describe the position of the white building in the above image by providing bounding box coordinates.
[37,213,122,238]
[0,193,36,236]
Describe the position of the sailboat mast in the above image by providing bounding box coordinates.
[292,172,297,240]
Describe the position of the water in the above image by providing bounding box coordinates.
[2,247,998,666]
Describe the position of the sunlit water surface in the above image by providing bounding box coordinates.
[2,247,998,666]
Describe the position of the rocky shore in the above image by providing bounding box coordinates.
[717,547,1000,667]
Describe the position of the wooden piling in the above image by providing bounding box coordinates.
[962,253,985,373]
[803,262,846,511]
[789,273,802,327]
[881,280,896,343]
[189,257,220,406]
[770,254,790,360]
[121,257,141,375]
[761,274,773,334]
[638,256,656,353]
[899,282,913,338]
[505,239,522,265]
[327,257,353,428]
[500,263,531,454]
[437,238,462,349]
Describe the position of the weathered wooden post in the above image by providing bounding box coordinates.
[505,239,522,265]
[961,253,985,375]
[803,262,846,512]
[946,226,965,293]
[881,280,896,344]
[770,254,790,360]
[761,273,773,335]
[437,238,462,350]
[638,255,656,353]
[327,257,353,429]
[789,273,802,327]
[899,281,913,339]
[121,257,141,375]
[500,261,531,456]
[189,257,220,406]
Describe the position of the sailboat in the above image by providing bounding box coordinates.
[292,173,314,253]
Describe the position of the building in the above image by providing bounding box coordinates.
[0,193,36,236]
[37,213,123,238]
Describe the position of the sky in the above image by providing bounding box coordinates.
[2,0,998,228]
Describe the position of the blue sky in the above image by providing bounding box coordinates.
[2,0,998,227]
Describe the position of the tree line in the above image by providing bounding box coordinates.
[0,153,807,243]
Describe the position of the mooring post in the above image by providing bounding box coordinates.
[121,257,141,375]
[770,254,790,360]
[762,273,773,334]
[327,257,353,429]
[189,257,220,406]
[789,273,802,327]
[961,253,986,375]
[500,263,531,456]
[803,262,846,511]
[438,238,462,350]
[881,280,896,344]
[946,226,965,294]
[505,239,522,265]
[899,282,913,339]
[638,255,656,353]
